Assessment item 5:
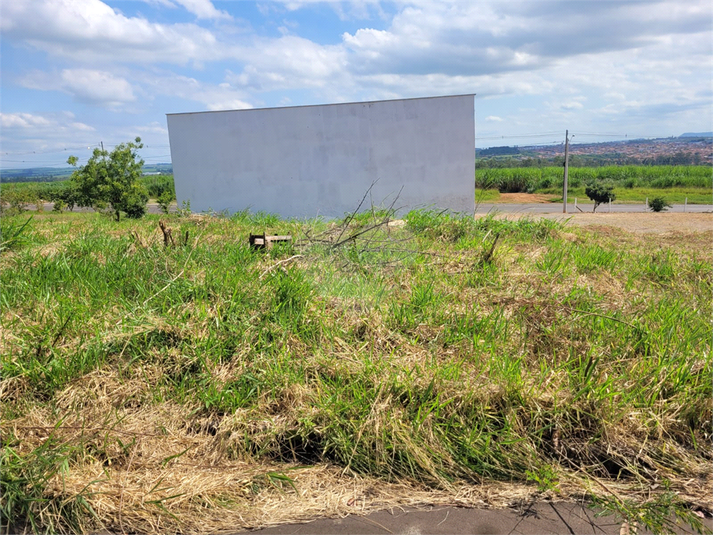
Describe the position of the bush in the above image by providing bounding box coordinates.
[52,200,67,213]
[157,190,175,215]
[0,189,33,215]
[585,181,616,212]
[141,175,175,198]
[536,176,553,190]
[122,185,150,219]
[648,197,672,212]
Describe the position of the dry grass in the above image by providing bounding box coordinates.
[1,210,711,534]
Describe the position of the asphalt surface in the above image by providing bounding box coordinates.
[38,201,713,216]
[475,202,713,214]
[246,503,712,535]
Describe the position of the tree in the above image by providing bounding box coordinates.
[67,138,148,221]
[585,181,616,212]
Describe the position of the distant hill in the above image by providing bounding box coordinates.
[680,132,713,138]
[0,163,172,183]
[0,167,74,182]
[478,146,520,156]
[476,135,712,168]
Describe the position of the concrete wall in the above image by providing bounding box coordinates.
[166,95,474,218]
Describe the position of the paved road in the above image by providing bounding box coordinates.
[36,202,713,216]
[246,502,711,535]
[476,203,713,214]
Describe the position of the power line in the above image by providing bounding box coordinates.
[475,132,562,140]
[2,145,101,157]
[2,142,171,157]
[571,132,629,136]
[0,159,74,164]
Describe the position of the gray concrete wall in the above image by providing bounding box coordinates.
[166,95,474,218]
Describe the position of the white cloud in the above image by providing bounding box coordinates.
[227,35,347,91]
[1,113,53,129]
[0,0,225,65]
[60,69,136,106]
[135,122,169,135]
[2,0,711,157]
[560,101,584,110]
[0,112,98,160]
[20,69,136,108]
[0,111,96,135]
[170,0,232,20]
[142,73,254,111]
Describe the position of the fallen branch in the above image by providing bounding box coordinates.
[259,254,304,279]
[563,306,638,330]
[334,180,378,245]
[331,187,404,249]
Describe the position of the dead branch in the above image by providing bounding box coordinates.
[334,180,378,245]
[479,232,500,265]
[331,187,403,249]
[259,254,304,279]
[159,220,175,247]
[130,230,146,248]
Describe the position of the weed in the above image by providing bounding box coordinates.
[0,210,710,534]
[0,216,34,252]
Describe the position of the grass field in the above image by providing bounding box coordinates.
[1,209,711,534]
[475,165,712,204]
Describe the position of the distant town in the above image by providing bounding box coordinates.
[477,133,712,167]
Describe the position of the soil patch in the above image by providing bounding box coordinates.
[496,193,559,203]
[494,212,713,234]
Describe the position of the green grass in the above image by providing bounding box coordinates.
[543,186,713,205]
[0,175,175,210]
[1,210,711,534]
[476,165,712,203]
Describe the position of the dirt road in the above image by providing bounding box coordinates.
[489,211,713,234]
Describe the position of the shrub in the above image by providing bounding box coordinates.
[585,181,616,212]
[1,189,33,215]
[52,200,67,213]
[141,175,175,198]
[157,190,175,215]
[648,197,672,212]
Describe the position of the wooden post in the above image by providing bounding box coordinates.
[563,130,569,213]
[685,197,688,212]
[645,197,648,210]
[609,199,612,213]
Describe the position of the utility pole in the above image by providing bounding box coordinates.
[563,130,569,214]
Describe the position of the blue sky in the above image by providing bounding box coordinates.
[1,0,711,168]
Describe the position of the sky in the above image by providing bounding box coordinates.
[1,0,711,169]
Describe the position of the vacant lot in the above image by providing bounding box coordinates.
[1,210,711,534]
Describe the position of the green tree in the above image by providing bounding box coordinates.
[585,181,616,212]
[67,138,148,221]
